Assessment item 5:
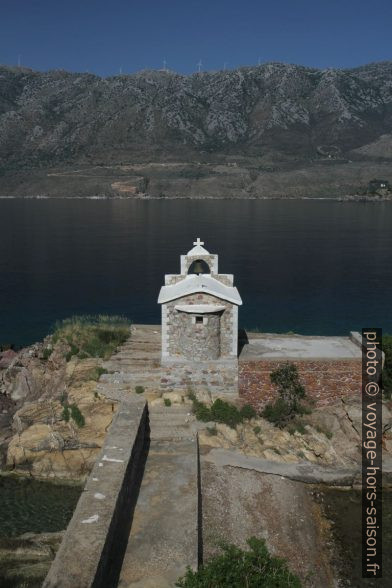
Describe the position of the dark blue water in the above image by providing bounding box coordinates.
[0,199,392,347]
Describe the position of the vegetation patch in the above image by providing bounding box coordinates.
[164,398,172,407]
[88,366,108,381]
[60,393,85,427]
[52,315,131,361]
[189,393,256,429]
[176,536,302,587]
[135,385,145,394]
[287,421,307,436]
[70,403,85,427]
[42,347,53,360]
[263,362,310,428]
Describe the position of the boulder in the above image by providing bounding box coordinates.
[162,391,183,404]
[0,349,17,369]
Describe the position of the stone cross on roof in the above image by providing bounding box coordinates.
[193,238,204,247]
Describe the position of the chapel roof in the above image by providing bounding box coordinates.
[158,274,242,306]
[186,237,210,257]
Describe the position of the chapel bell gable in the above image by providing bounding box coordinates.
[158,239,242,363]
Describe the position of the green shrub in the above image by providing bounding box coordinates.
[383,335,392,399]
[188,392,213,422]
[62,405,70,422]
[253,426,261,435]
[176,536,302,587]
[207,425,218,436]
[65,344,79,362]
[210,399,242,428]
[164,398,172,407]
[89,366,108,381]
[70,404,85,427]
[326,430,333,440]
[240,404,257,420]
[263,397,293,425]
[189,394,256,429]
[263,363,309,427]
[42,347,53,360]
[295,422,306,435]
[135,386,145,394]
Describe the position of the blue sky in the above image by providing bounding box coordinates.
[1,0,391,76]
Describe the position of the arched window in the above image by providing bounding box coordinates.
[188,259,210,275]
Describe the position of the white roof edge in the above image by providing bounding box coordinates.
[158,285,242,306]
[186,244,211,256]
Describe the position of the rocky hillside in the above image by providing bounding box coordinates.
[1,61,392,197]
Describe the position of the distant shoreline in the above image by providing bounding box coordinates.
[1,194,392,202]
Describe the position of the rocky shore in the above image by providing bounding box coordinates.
[1,327,391,587]
[0,339,118,482]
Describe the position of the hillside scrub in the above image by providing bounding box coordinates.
[262,362,310,427]
[176,536,302,587]
[189,393,256,428]
[51,315,131,360]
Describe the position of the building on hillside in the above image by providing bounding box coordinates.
[157,238,242,363]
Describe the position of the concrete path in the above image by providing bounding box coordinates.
[204,448,360,485]
[118,405,198,587]
[97,326,199,587]
[118,436,198,587]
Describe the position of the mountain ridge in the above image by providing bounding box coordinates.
[1,62,391,198]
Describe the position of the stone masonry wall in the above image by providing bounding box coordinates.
[179,311,221,360]
[161,361,239,399]
[239,359,362,411]
[182,254,217,274]
[165,293,234,358]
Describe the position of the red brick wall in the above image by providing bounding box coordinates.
[239,359,362,411]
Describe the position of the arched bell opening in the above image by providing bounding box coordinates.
[188,259,210,275]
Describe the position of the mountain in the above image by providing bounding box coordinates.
[1,62,392,198]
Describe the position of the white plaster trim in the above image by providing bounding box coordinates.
[232,305,238,356]
[175,304,226,314]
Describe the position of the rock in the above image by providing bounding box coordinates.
[193,389,212,405]
[0,531,64,587]
[0,349,17,369]
[162,392,183,404]
[301,449,318,463]
[198,431,226,448]
[215,423,238,444]
[6,379,115,481]
[262,449,286,462]
[149,398,165,407]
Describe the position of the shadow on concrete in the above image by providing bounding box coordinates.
[197,435,203,568]
[238,328,249,357]
[92,406,151,588]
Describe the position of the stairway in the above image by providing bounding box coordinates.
[96,325,199,587]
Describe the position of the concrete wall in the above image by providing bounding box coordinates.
[239,359,362,411]
[43,399,149,588]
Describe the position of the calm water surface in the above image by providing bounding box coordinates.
[323,489,391,587]
[0,476,81,537]
[0,199,392,346]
